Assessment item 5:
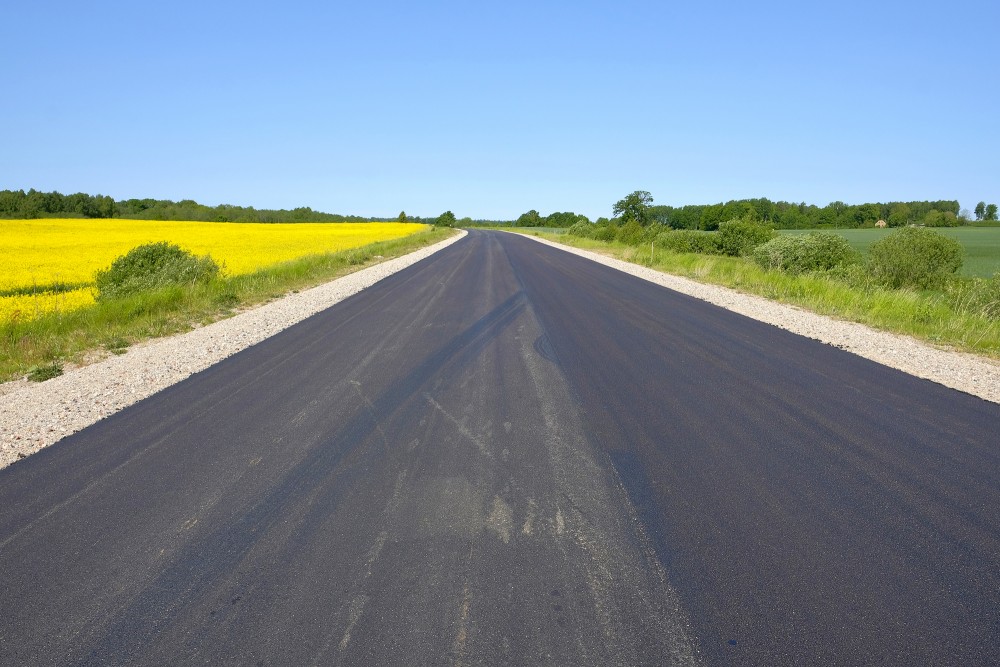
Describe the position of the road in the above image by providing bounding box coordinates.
[1,230,998,666]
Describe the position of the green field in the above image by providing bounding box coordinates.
[778,228,1000,278]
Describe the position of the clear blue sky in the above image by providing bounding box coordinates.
[3,0,997,220]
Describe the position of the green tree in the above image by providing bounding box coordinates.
[435,210,457,227]
[613,190,654,226]
[699,204,725,231]
[986,204,999,222]
[854,203,882,227]
[887,203,911,227]
[398,210,407,222]
[975,202,986,221]
[515,210,542,227]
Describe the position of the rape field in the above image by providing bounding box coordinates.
[1,219,427,322]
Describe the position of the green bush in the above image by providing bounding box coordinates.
[593,224,618,242]
[717,219,775,257]
[753,232,861,273]
[567,221,595,238]
[866,227,964,289]
[95,242,220,301]
[655,230,722,255]
[615,220,647,245]
[27,362,63,382]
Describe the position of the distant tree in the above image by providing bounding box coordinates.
[699,203,725,231]
[975,202,986,221]
[0,189,22,215]
[887,203,911,227]
[435,210,457,227]
[515,210,542,227]
[613,191,654,226]
[458,217,473,227]
[986,204,999,222]
[398,210,407,222]
[922,210,960,227]
[854,203,882,227]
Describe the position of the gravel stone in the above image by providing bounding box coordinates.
[3,229,997,470]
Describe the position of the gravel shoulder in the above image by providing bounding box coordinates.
[519,232,1000,405]
[3,228,997,470]
[0,231,467,470]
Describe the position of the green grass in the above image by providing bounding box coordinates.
[778,228,1000,278]
[1,228,455,382]
[517,231,1000,360]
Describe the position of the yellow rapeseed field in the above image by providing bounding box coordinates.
[1,219,427,322]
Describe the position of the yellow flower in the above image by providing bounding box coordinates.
[0,219,427,321]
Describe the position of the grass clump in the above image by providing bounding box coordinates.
[947,275,1000,320]
[95,242,220,301]
[102,336,131,355]
[27,362,63,382]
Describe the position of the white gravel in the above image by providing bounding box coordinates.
[521,233,1000,405]
[0,231,467,470]
[2,228,997,470]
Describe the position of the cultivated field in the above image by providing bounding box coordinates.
[778,227,1000,278]
[0,219,427,322]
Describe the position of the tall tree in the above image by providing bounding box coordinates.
[435,210,456,227]
[515,210,542,227]
[887,202,911,227]
[975,202,986,221]
[986,204,999,222]
[613,191,654,226]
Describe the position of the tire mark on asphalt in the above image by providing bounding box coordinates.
[69,290,528,664]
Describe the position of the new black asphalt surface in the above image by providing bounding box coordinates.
[1,230,998,666]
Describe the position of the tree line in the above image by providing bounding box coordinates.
[0,189,395,223]
[644,198,973,230]
[508,195,998,231]
[974,202,999,222]
[5,187,995,229]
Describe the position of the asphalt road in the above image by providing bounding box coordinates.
[1,230,998,666]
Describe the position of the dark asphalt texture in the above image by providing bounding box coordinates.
[1,230,998,666]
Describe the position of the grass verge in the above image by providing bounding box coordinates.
[1,228,455,382]
[516,231,1000,360]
